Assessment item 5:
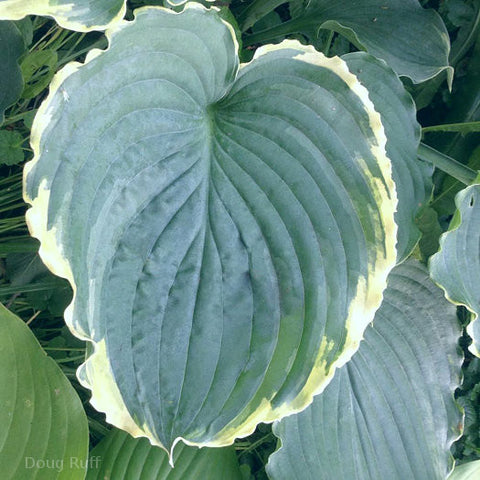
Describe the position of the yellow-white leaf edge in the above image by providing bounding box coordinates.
[23,2,398,463]
[0,0,127,32]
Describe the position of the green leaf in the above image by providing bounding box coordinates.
[0,303,89,479]
[20,49,58,99]
[266,260,463,480]
[86,428,242,479]
[342,52,432,261]
[0,130,24,165]
[414,206,443,262]
[246,0,453,85]
[430,179,480,357]
[449,460,480,480]
[0,0,126,31]
[24,4,398,454]
[0,20,25,124]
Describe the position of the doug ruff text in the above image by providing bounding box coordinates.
[24,456,101,472]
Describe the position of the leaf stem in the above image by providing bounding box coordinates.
[54,355,86,364]
[3,109,38,125]
[418,143,478,185]
[237,432,273,456]
[323,30,335,55]
[422,121,480,134]
[57,38,107,66]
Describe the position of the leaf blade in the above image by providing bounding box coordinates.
[430,179,480,357]
[0,303,89,480]
[247,0,452,84]
[342,52,432,261]
[85,428,242,479]
[23,4,398,454]
[266,260,463,480]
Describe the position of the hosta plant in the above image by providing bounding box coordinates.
[0,0,479,478]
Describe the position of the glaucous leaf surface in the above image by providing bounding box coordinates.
[430,179,480,357]
[0,20,24,124]
[247,0,452,84]
[0,0,126,31]
[342,52,432,261]
[86,428,242,479]
[24,3,397,454]
[0,303,89,479]
[266,260,463,480]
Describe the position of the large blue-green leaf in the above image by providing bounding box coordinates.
[246,0,452,85]
[24,3,398,455]
[86,428,242,479]
[342,52,432,261]
[0,303,89,479]
[430,178,480,357]
[0,0,126,31]
[266,260,463,480]
[0,20,25,124]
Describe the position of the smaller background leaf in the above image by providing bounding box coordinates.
[0,130,24,165]
[0,303,89,479]
[430,181,480,357]
[86,428,243,480]
[245,0,452,84]
[20,49,58,99]
[414,206,443,262]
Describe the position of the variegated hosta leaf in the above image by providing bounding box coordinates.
[430,179,480,357]
[0,0,126,31]
[24,3,398,454]
[0,303,89,480]
[342,53,432,262]
[86,429,242,479]
[0,20,25,124]
[247,0,452,85]
[266,260,463,480]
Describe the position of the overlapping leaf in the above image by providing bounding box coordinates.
[0,0,126,31]
[0,303,89,479]
[86,428,242,479]
[342,53,432,261]
[246,0,452,84]
[0,20,25,124]
[430,179,480,357]
[24,4,398,454]
[266,260,463,480]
